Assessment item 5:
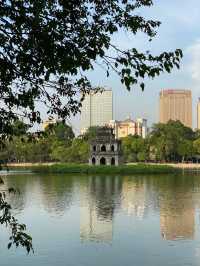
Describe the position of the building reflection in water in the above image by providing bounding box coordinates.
[159,191,195,240]
[3,173,197,243]
[157,176,196,241]
[80,175,196,242]
[121,177,148,219]
[80,176,122,243]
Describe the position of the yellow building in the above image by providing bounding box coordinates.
[42,118,57,131]
[159,89,192,128]
[109,117,147,139]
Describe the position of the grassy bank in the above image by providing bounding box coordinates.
[24,163,180,175]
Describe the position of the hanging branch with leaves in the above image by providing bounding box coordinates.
[0,176,33,253]
[0,0,183,136]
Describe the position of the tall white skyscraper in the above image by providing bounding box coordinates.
[80,90,113,134]
[197,98,200,130]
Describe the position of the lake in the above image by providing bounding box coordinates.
[1,173,200,266]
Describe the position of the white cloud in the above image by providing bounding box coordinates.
[186,39,200,82]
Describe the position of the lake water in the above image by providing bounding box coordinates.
[1,173,200,266]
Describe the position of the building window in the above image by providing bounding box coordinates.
[100,157,106,165]
[101,145,106,152]
[93,145,96,152]
[92,157,96,165]
[111,145,115,152]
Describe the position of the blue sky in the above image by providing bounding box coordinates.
[69,0,200,133]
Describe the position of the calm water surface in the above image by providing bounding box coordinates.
[1,173,200,266]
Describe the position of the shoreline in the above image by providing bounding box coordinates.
[3,162,200,175]
[5,162,200,168]
[2,163,181,175]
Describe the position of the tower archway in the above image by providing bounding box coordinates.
[111,157,115,165]
[100,157,106,165]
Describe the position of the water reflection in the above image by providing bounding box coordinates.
[2,173,199,243]
[80,176,122,243]
[3,174,74,216]
[121,177,148,219]
[38,175,74,215]
[158,178,195,240]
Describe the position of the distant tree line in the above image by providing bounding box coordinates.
[122,120,200,163]
[1,120,200,164]
[0,121,99,164]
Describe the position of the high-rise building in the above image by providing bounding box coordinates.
[159,89,192,128]
[197,98,200,130]
[80,90,113,134]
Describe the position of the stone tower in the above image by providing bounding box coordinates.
[89,127,122,166]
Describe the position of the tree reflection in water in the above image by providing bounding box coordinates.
[3,173,200,244]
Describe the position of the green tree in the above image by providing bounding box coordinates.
[11,120,29,137]
[82,126,100,141]
[121,135,147,162]
[0,139,15,163]
[0,120,29,163]
[50,140,68,162]
[45,122,75,144]
[193,138,200,155]
[137,151,147,162]
[177,140,194,162]
[53,138,89,163]
[150,120,195,162]
[27,138,52,162]
[0,0,182,136]
[49,122,75,162]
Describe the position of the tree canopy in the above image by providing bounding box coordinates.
[149,120,195,162]
[0,0,182,135]
[3,121,199,165]
[45,121,75,143]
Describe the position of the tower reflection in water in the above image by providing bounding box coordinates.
[80,176,122,243]
[80,175,196,243]
[3,173,196,243]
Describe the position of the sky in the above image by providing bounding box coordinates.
[68,0,200,134]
